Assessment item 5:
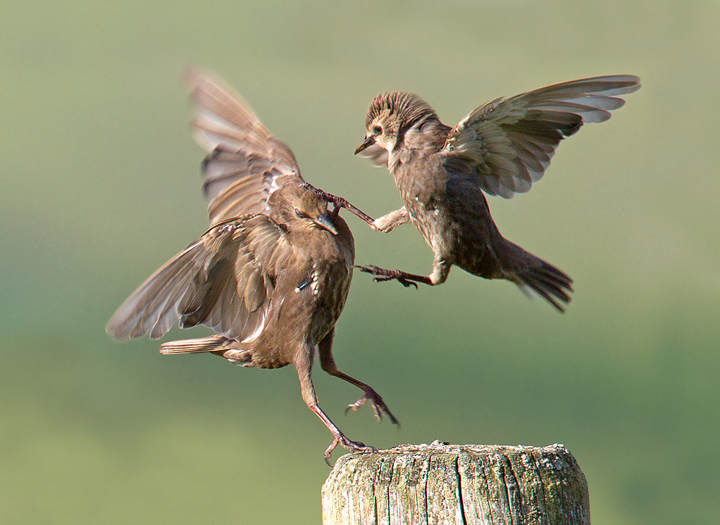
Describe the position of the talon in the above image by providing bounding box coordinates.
[301,185,375,227]
[344,391,400,426]
[345,397,377,419]
[324,434,376,466]
[398,278,418,289]
[357,264,389,276]
[358,265,422,289]
[324,438,340,466]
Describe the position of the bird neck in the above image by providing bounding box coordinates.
[388,119,447,172]
[400,118,448,151]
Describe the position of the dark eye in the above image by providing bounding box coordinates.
[294,208,307,218]
[372,125,382,135]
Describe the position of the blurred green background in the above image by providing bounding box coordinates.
[2,0,718,523]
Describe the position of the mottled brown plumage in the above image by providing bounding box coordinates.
[107,71,397,462]
[355,75,641,311]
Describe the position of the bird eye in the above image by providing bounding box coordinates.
[372,125,382,135]
[294,208,307,218]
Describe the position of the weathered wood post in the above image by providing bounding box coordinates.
[322,442,589,525]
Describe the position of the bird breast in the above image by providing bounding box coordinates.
[393,156,451,248]
[289,229,354,343]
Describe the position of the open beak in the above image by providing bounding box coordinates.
[354,135,376,155]
[312,214,339,235]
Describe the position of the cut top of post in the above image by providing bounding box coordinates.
[322,442,589,525]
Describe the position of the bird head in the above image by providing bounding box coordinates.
[272,184,339,236]
[355,92,439,155]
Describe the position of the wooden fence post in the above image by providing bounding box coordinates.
[322,442,589,525]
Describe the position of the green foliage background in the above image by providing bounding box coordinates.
[2,1,718,523]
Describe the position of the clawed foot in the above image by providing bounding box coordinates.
[301,183,376,227]
[324,434,376,466]
[357,265,432,288]
[345,389,400,426]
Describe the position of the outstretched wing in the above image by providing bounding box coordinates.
[443,75,641,198]
[106,214,290,342]
[187,70,305,225]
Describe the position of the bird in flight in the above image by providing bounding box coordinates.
[107,71,397,462]
[355,75,641,311]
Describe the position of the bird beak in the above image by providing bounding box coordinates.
[354,135,376,155]
[312,214,339,235]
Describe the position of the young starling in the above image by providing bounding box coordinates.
[106,71,397,462]
[355,75,641,311]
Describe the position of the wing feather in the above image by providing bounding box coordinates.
[186,70,304,224]
[106,215,289,343]
[444,75,640,197]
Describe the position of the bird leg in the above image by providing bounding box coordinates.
[373,207,410,233]
[310,403,376,465]
[295,344,375,465]
[358,254,449,288]
[356,265,433,288]
[301,182,377,229]
[318,329,399,426]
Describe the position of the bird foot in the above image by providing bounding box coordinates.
[356,265,433,288]
[324,434,376,466]
[301,183,376,227]
[345,389,400,426]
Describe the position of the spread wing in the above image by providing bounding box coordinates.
[443,75,641,198]
[106,214,291,342]
[187,70,305,225]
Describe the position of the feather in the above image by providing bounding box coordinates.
[443,75,640,197]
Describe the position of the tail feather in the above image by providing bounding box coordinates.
[515,260,573,312]
[497,239,573,312]
[159,335,230,355]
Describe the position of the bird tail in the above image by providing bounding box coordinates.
[160,335,230,355]
[498,240,573,312]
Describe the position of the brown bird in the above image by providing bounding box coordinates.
[355,75,641,311]
[106,71,397,462]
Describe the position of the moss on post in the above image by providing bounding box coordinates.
[322,442,589,525]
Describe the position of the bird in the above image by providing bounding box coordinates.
[106,71,397,462]
[354,75,641,311]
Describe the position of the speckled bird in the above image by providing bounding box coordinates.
[106,71,397,461]
[355,75,641,311]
